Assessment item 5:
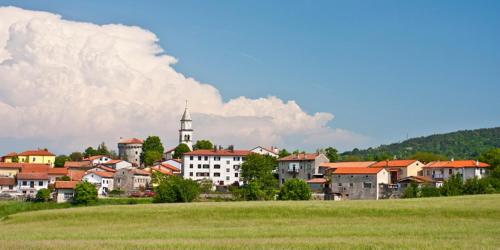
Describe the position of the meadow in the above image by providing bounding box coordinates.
[0,195,499,249]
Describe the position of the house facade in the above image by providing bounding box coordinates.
[102,159,132,170]
[84,155,112,166]
[0,177,17,194]
[370,160,424,184]
[17,150,56,167]
[329,167,389,200]
[54,181,78,203]
[16,172,49,197]
[277,153,329,185]
[182,149,251,186]
[423,160,490,181]
[113,168,151,194]
[250,146,279,158]
[83,171,115,196]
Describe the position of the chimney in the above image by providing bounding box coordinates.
[451,158,454,162]
[476,160,479,166]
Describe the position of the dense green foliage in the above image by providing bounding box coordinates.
[96,142,111,156]
[35,188,51,202]
[173,143,191,159]
[278,179,312,200]
[73,181,98,205]
[233,154,278,200]
[194,140,214,150]
[342,127,500,160]
[69,152,83,161]
[154,175,200,203]
[54,155,70,167]
[278,149,291,158]
[409,152,447,163]
[83,147,98,158]
[141,136,165,166]
[323,147,339,162]
[56,175,71,181]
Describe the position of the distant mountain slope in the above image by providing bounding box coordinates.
[342,127,500,160]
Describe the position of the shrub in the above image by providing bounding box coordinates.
[440,174,464,196]
[278,179,312,200]
[420,185,441,197]
[73,181,98,205]
[403,183,418,198]
[154,176,200,203]
[35,188,51,202]
[463,177,495,195]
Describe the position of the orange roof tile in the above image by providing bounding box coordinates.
[371,160,418,168]
[18,150,55,157]
[68,170,86,181]
[279,153,320,161]
[17,172,49,180]
[0,162,45,169]
[0,177,15,186]
[54,181,79,189]
[423,160,490,168]
[102,159,122,165]
[21,164,50,173]
[321,161,376,169]
[86,170,114,178]
[306,178,327,184]
[333,167,385,175]
[133,169,151,176]
[64,161,92,168]
[96,165,117,172]
[83,155,109,161]
[151,166,173,175]
[48,167,69,175]
[118,138,144,144]
[184,149,252,157]
[160,163,180,172]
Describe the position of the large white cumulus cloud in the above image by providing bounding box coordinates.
[0,6,367,153]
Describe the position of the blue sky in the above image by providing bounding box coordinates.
[1,0,499,150]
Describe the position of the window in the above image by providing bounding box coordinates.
[32,157,36,162]
[64,193,73,199]
[363,182,372,189]
[242,157,246,161]
[226,176,230,181]
[226,168,230,173]
[22,181,27,186]
[338,183,342,187]
[307,174,311,179]
[190,164,193,169]
[214,173,220,177]
[226,160,230,164]
[235,173,239,177]
[189,172,193,176]
[135,151,138,155]
[190,156,193,160]
[204,156,208,161]
[9,185,13,190]
[233,165,240,170]
[197,164,201,169]
[349,183,353,187]
[281,178,285,184]
[448,169,453,175]
[214,164,221,169]
[214,156,221,161]
[203,164,209,169]
[198,156,202,160]
[233,157,240,161]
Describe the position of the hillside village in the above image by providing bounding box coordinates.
[0,105,495,203]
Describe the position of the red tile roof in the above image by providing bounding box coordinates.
[18,150,55,156]
[398,176,436,183]
[160,163,180,172]
[48,167,69,175]
[184,149,252,157]
[118,138,144,144]
[2,152,17,158]
[83,155,108,161]
[86,170,114,178]
[0,177,15,186]
[279,153,320,161]
[320,161,376,169]
[0,162,32,169]
[68,170,86,181]
[151,166,173,175]
[17,172,49,180]
[333,167,385,175]
[64,161,92,168]
[371,160,419,168]
[423,160,490,168]
[102,159,122,165]
[306,178,327,184]
[54,181,79,189]
[133,169,151,176]
[96,165,117,172]
[21,164,50,173]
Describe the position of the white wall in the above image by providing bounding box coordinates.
[183,154,246,186]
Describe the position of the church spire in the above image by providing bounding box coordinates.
[179,100,193,150]
[181,100,192,121]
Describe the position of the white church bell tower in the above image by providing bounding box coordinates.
[179,101,193,150]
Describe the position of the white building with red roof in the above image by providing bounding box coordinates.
[16,172,49,196]
[83,155,112,166]
[251,146,279,158]
[182,149,252,186]
[423,160,490,181]
[101,159,132,170]
[83,170,115,196]
[54,181,79,203]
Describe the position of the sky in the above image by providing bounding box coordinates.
[0,1,499,155]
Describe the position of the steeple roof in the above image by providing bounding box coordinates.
[181,101,192,121]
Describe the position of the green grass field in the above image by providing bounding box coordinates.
[1,195,499,249]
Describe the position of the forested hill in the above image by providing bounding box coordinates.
[341,127,500,160]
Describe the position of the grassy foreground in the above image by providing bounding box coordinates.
[0,195,499,249]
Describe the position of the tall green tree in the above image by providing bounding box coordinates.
[278,149,291,158]
[173,143,191,159]
[69,152,83,161]
[278,179,312,200]
[479,148,500,170]
[140,136,165,166]
[96,142,111,156]
[83,147,98,158]
[153,175,200,203]
[324,147,339,162]
[194,140,214,150]
[73,181,98,205]
[236,154,278,200]
[54,155,70,167]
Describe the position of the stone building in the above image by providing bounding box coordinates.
[113,168,151,194]
[118,138,144,167]
[277,153,329,185]
[328,167,389,200]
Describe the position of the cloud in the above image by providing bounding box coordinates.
[0,6,368,154]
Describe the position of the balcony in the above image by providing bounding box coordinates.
[288,168,299,173]
[432,174,444,179]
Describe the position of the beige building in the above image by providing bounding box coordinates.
[370,160,424,184]
[54,181,79,203]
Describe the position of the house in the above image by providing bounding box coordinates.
[83,155,112,166]
[307,178,328,193]
[157,163,181,175]
[370,160,424,184]
[398,176,439,189]
[329,167,389,200]
[113,168,151,194]
[48,167,69,184]
[118,138,144,167]
[16,172,49,197]
[277,153,329,185]
[182,149,252,186]
[1,152,18,162]
[423,160,490,181]
[64,161,93,171]
[319,161,376,175]
[163,147,176,161]
[0,162,23,177]
[0,177,17,194]
[68,170,86,181]
[162,159,182,170]
[83,170,115,196]
[101,159,132,170]
[251,146,279,158]
[54,181,79,203]
[149,165,174,176]
[16,149,56,167]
